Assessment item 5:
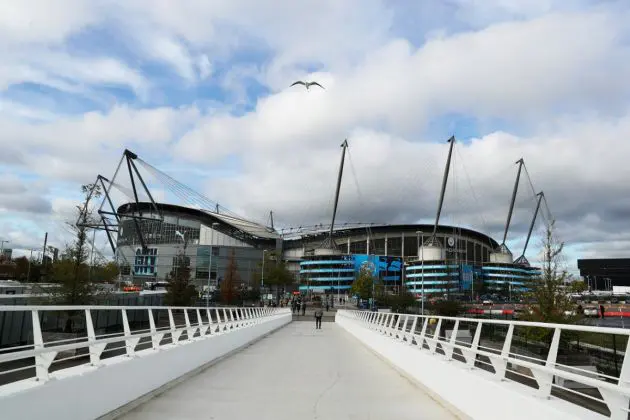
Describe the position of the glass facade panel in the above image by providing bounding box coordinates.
[118,218,200,247]
[371,238,385,255]
[134,248,158,277]
[196,246,210,280]
[349,240,367,254]
[403,235,418,258]
[386,236,402,256]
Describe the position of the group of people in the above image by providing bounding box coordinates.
[292,300,306,315]
[290,298,327,329]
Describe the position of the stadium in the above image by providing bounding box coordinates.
[88,144,543,301]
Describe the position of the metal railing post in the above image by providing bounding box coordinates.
[148,309,164,349]
[122,309,140,357]
[168,309,182,344]
[445,319,459,360]
[406,317,418,345]
[183,309,196,340]
[429,318,442,354]
[534,327,560,398]
[85,309,105,365]
[31,310,56,382]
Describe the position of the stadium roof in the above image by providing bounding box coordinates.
[199,209,279,240]
[118,203,499,248]
[117,202,279,243]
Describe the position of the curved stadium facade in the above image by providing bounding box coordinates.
[116,202,540,299]
[284,225,538,297]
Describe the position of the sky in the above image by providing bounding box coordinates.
[1,0,630,274]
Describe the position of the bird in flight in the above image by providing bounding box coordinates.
[290,80,325,91]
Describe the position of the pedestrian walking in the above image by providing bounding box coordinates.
[301,301,306,316]
[314,307,323,329]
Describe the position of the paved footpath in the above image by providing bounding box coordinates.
[121,321,458,420]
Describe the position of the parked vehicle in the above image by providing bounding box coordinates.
[583,306,599,317]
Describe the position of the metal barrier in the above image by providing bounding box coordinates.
[338,310,630,420]
[0,305,285,389]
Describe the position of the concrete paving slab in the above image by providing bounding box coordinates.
[120,322,458,420]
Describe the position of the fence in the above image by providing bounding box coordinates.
[0,305,283,389]
[338,310,630,420]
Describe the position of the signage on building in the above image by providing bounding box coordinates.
[461,264,473,290]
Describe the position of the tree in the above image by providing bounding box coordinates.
[220,250,239,304]
[569,280,588,294]
[90,258,120,283]
[257,251,293,302]
[51,183,101,304]
[239,287,261,304]
[13,257,30,281]
[429,300,465,316]
[164,252,196,306]
[523,220,577,324]
[350,267,383,301]
[383,290,417,313]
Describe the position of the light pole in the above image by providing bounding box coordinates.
[207,222,219,307]
[416,230,424,315]
[26,248,37,282]
[261,249,267,299]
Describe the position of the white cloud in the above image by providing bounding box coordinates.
[1,0,630,272]
[174,10,630,164]
[0,0,98,45]
[0,105,200,182]
[197,55,213,80]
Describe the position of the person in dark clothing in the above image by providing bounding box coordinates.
[301,301,306,316]
[314,308,323,329]
[600,304,606,319]
[325,301,329,312]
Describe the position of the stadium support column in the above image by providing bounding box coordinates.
[384,233,388,256]
[502,158,524,246]
[429,136,455,244]
[329,139,349,247]
[514,191,544,265]
[401,232,405,257]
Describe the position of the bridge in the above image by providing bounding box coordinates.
[0,306,628,419]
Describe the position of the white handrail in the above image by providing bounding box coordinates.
[338,310,630,420]
[0,305,289,388]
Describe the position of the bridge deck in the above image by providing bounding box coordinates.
[121,321,457,420]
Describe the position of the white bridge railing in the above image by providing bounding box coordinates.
[338,310,630,420]
[0,305,285,389]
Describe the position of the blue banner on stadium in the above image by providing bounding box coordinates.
[461,264,473,290]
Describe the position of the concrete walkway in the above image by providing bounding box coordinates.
[120,322,458,420]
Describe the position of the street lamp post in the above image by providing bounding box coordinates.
[261,250,267,304]
[207,222,219,308]
[416,231,425,315]
[27,248,36,282]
